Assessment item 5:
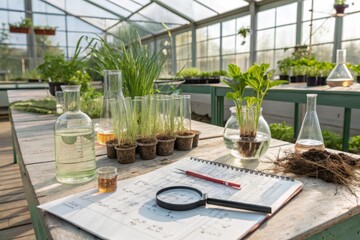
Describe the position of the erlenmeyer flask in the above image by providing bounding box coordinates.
[95,70,124,145]
[295,94,325,153]
[326,49,353,87]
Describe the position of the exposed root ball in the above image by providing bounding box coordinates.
[275,149,360,194]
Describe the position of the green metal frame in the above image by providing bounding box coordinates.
[179,84,360,152]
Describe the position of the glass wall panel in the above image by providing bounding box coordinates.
[311,43,333,62]
[257,8,275,29]
[175,31,192,72]
[342,40,360,64]
[302,0,334,21]
[196,23,220,71]
[276,3,297,25]
[257,29,274,50]
[222,19,236,37]
[343,13,360,41]
[302,18,335,45]
[275,25,296,48]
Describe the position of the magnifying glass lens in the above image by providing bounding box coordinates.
[157,188,201,205]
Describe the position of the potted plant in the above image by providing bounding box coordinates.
[174,95,195,151]
[350,64,360,83]
[277,57,292,82]
[334,0,348,15]
[112,98,138,164]
[34,26,56,35]
[199,71,211,84]
[37,39,89,96]
[179,67,201,84]
[306,66,318,86]
[238,26,251,45]
[222,63,286,159]
[9,18,32,34]
[318,61,334,85]
[155,95,177,156]
[135,96,158,160]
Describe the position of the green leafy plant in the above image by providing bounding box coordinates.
[9,18,32,28]
[200,71,211,78]
[277,57,292,75]
[349,135,360,154]
[269,122,294,143]
[137,96,157,139]
[322,129,342,151]
[350,64,360,76]
[222,63,286,138]
[179,67,200,78]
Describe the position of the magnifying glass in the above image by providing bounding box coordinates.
[156,186,272,214]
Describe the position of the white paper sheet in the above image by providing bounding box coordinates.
[39,157,303,240]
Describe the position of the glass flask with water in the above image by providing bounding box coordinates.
[95,70,124,145]
[326,49,353,87]
[295,94,325,153]
[54,85,96,184]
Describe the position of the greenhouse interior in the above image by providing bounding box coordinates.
[1,0,360,239]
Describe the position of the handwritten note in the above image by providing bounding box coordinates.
[39,157,302,240]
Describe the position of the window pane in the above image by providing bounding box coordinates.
[66,16,103,32]
[256,50,274,69]
[257,8,275,29]
[343,13,360,40]
[236,35,250,53]
[208,23,220,39]
[311,43,333,62]
[197,41,207,58]
[257,29,274,50]
[222,36,236,55]
[108,0,144,12]
[236,53,250,71]
[222,19,236,37]
[302,0,334,21]
[196,27,207,41]
[275,25,296,48]
[302,18,335,45]
[208,38,220,56]
[276,3,297,26]
[33,14,66,31]
[342,41,360,64]
[176,31,191,45]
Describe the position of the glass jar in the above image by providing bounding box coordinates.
[223,106,271,160]
[54,85,96,184]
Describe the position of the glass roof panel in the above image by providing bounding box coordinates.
[108,0,144,12]
[66,16,103,33]
[80,17,119,30]
[33,0,63,14]
[108,21,150,38]
[44,0,118,19]
[87,0,131,18]
[196,0,248,14]
[132,0,150,5]
[133,3,189,25]
[159,0,216,21]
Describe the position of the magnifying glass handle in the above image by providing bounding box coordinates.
[206,198,272,214]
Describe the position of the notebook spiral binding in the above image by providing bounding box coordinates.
[190,157,294,181]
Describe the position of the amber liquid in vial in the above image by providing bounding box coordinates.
[98,176,117,192]
[97,132,115,145]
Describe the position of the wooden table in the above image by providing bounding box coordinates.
[8,89,360,240]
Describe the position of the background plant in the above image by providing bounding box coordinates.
[85,27,166,98]
[178,67,200,78]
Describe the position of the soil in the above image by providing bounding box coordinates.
[156,135,176,156]
[115,144,136,164]
[175,132,195,151]
[106,138,118,159]
[191,130,201,148]
[275,149,360,195]
[136,138,157,160]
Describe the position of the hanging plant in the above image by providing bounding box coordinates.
[9,18,32,34]
[334,0,349,15]
[34,26,57,35]
[238,26,251,45]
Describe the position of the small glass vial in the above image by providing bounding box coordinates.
[326,49,353,87]
[97,166,118,193]
[295,94,325,153]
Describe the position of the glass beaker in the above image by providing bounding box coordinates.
[55,91,64,114]
[326,49,353,87]
[95,70,124,145]
[295,94,325,153]
[54,85,96,184]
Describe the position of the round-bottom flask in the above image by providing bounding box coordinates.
[54,85,96,184]
[223,106,271,160]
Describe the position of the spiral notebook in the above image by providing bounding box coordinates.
[39,157,303,240]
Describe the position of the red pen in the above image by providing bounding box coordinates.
[176,168,241,190]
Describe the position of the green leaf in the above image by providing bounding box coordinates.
[243,96,258,107]
[269,80,288,88]
[225,91,239,101]
[228,64,240,78]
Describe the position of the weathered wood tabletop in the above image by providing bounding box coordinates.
[8,89,360,240]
